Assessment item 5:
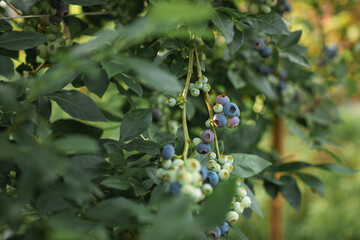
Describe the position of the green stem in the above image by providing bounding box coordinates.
[194,46,221,158]
[181,48,195,161]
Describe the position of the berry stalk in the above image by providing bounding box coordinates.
[181,48,195,161]
[194,46,221,158]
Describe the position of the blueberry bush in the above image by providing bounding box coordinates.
[0,0,357,239]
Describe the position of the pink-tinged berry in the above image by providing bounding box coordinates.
[216,94,230,106]
[226,211,239,223]
[227,116,240,128]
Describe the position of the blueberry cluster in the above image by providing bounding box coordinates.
[156,144,208,202]
[277,0,292,16]
[253,39,272,58]
[151,94,179,134]
[36,37,71,63]
[189,76,211,97]
[49,0,69,25]
[249,0,278,14]
[212,94,240,128]
[192,130,215,155]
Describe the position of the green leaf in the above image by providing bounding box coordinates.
[10,0,36,13]
[227,28,243,54]
[52,119,103,139]
[315,164,358,175]
[227,69,246,89]
[274,161,312,172]
[71,155,108,179]
[272,47,279,70]
[280,47,311,68]
[243,183,263,218]
[244,13,289,36]
[100,176,130,190]
[112,79,136,109]
[160,39,180,51]
[198,179,236,227]
[118,73,143,97]
[120,109,152,142]
[297,173,325,198]
[101,61,127,79]
[0,20,13,32]
[212,10,234,44]
[116,56,182,93]
[125,139,161,155]
[202,29,215,49]
[280,175,301,212]
[65,0,106,6]
[0,55,14,79]
[0,31,47,50]
[49,90,107,122]
[231,153,272,178]
[84,68,110,98]
[170,57,188,78]
[51,135,100,154]
[230,224,249,240]
[278,30,302,49]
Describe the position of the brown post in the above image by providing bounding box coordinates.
[270,117,285,240]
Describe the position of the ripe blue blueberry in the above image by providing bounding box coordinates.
[223,102,240,118]
[201,130,215,144]
[279,70,288,80]
[284,3,291,11]
[276,82,286,92]
[219,222,230,236]
[259,47,272,58]
[216,94,230,106]
[196,142,211,154]
[205,171,219,186]
[213,113,227,127]
[160,144,175,160]
[170,182,181,195]
[227,116,240,128]
[253,39,265,51]
[152,108,162,122]
[208,226,221,239]
[200,166,208,180]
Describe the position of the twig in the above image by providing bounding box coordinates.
[3,0,23,16]
[0,11,111,20]
[194,46,221,158]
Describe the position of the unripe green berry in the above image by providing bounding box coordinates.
[168,120,178,135]
[249,3,260,13]
[207,160,217,170]
[202,183,213,195]
[192,172,203,187]
[46,33,57,41]
[208,152,216,160]
[46,42,60,55]
[185,158,201,172]
[234,202,245,214]
[236,178,242,187]
[227,155,234,164]
[213,103,223,113]
[189,83,196,90]
[260,4,271,14]
[200,75,208,84]
[205,119,211,128]
[167,98,176,107]
[241,196,252,208]
[235,186,247,197]
[171,159,184,170]
[214,163,221,172]
[177,171,193,184]
[218,169,230,181]
[218,155,227,164]
[194,80,203,89]
[266,0,277,7]
[223,163,233,172]
[36,44,47,59]
[192,137,202,147]
[156,168,165,179]
[202,84,211,92]
[162,159,172,170]
[190,88,200,97]
[226,211,239,224]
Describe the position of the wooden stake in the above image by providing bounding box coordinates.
[270,117,285,240]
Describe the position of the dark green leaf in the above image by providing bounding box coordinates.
[84,68,110,98]
[118,73,143,97]
[198,179,236,227]
[280,47,311,68]
[315,164,358,175]
[120,109,152,142]
[117,56,182,93]
[51,135,100,154]
[272,47,279,70]
[264,180,280,199]
[227,28,243,54]
[52,119,103,138]
[9,0,36,13]
[0,31,47,50]
[71,155,108,179]
[65,0,106,6]
[280,175,301,212]
[125,139,161,155]
[227,69,246,89]
[245,13,289,36]
[101,61,127,79]
[170,57,188,78]
[278,30,302,49]
[212,10,234,44]
[274,161,312,172]
[297,173,325,198]
[231,153,272,178]
[202,29,215,49]
[0,55,14,79]
[112,79,136,109]
[49,90,107,122]
[0,20,13,32]
[100,176,130,190]
[230,224,249,240]
[160,39,179,51]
